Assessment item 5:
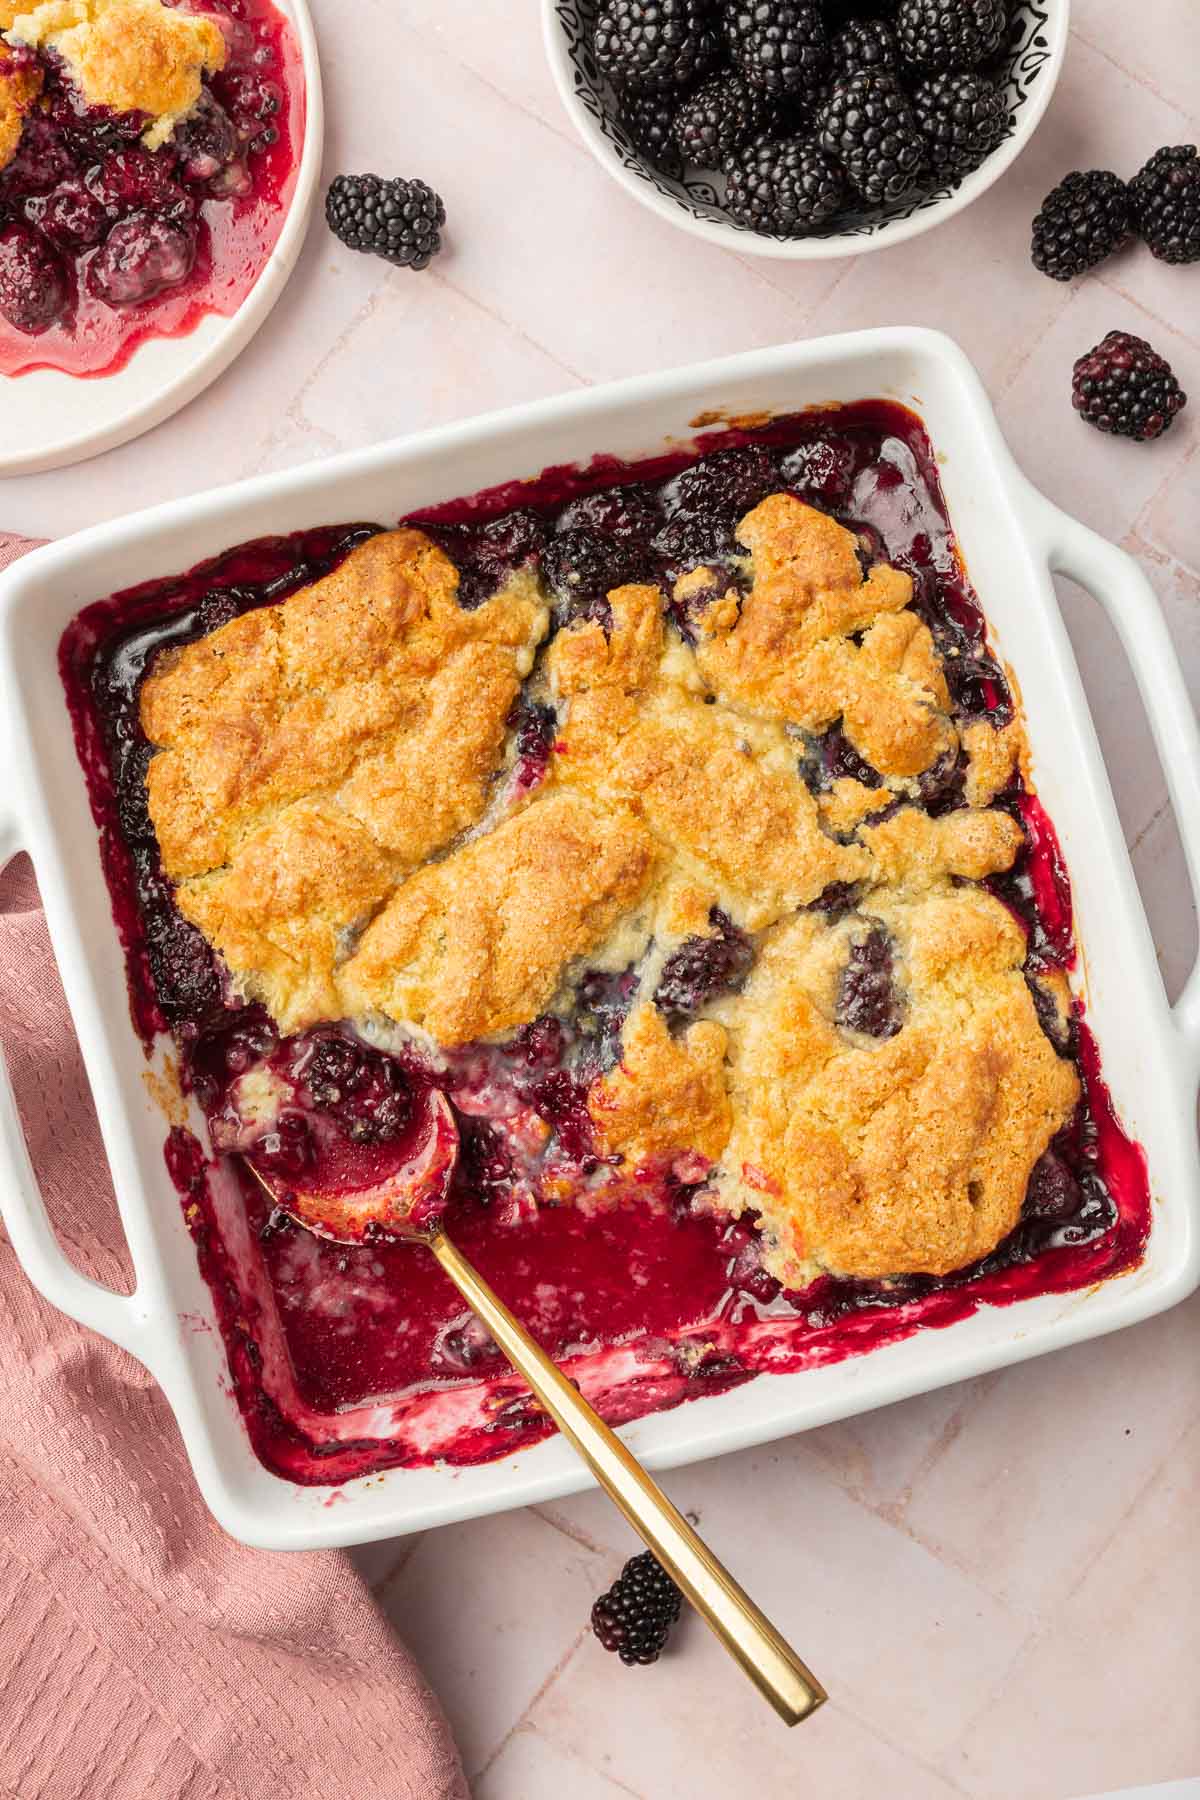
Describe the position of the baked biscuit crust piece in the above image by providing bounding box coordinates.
[720,890,1080,1280]
[141,529,547,879]
[0,48,39,170]
[5,0,225,146]
[339,791,657,1046]
[694,495,957,779]
[588,1004,732,1166]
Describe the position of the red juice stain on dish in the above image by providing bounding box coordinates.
[0,0,303,379]
[60,402,1153,1485]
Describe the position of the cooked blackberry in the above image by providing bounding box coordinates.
[541,526,642,624]
[593,0,721,91]
[654,908,755,1021]
[725,132,845,229]
[591,1552,683,1666]
[910,70,1007,178]
[830,16,897,75]
[673,69,772,163]
[668,443,780,517]
[325,174,445,270]
[894,0,1007,70]
[1071,330,1187,443]
[618,90,683,175]
[818,72,925,205]
[724,2,830,98]
[1128,144,1200,265]
[836,926,905,1038]
[1030,168,1129,280]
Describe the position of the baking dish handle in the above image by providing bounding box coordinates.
[0,1042,153,1364]
[1029,496,1200,1068]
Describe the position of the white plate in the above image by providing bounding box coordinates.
[0,0,323,478]
[0,329,1197,1551]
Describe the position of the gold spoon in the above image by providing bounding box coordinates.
[242,1088,826,1726]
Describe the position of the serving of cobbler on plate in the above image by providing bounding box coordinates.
[60,400,1151,1483]
[0,0,302,375]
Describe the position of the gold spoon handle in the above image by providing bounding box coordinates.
[431,1229,827,1727]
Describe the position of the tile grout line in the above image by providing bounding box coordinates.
[469,1626,591,1784]
[1068,24,1200,131]
[529,1503,618,1560]
[1095,270,1200,359]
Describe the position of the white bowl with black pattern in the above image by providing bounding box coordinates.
[542,1,1068,259]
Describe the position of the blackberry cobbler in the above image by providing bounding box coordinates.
[61,402,1151,1483]
[0,0,302,376]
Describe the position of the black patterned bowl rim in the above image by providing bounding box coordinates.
[541,0,1069,260]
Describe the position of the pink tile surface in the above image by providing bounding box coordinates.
[7,1,1199,1794]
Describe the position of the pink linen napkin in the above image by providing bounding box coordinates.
[0,533,468,1800]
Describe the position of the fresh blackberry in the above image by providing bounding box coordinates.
[910,70,1007,178]
[830,17,897,75]
[591,1552,683,1666]
[725,132,844,230]
[1071,330,1187,443]
[325,174,445,270]
[894,0,1008,70]
[818,71,925,205]
[593,0,721,92]
[673,70,771,164]
[1129,144,1200,265]
[1030,169,1129,281]
[724,2,830,98]
[618,90,683,175]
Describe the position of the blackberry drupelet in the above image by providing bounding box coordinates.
[1030,169,1129,280]
[1129,144,1200,265]
[894,0,1007,70]
[593,0,721,91]
[1071,330,1187,443]
[673,69,771,164]
[830,16,898,75]
[325,174,445,270]
[724,1,830,98]
[819,71,925,205]
[725,131,845,228]
[910,70,1007,178]
[591,1552,684,1666]
[618,90,684,175]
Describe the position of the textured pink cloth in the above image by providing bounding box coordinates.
[0,533,468,1800]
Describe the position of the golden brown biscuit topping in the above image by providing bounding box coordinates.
[0,48,40,170]
[143,497,1079,1281]
[4,0,225,148]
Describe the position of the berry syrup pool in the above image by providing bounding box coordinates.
[59,401,1152,1485]
[0,0,304,379]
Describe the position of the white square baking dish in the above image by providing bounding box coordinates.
[1,328,1198,1552]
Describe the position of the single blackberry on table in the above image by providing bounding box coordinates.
[1030,168,1129,281]
[910,70,1007,178]
[591,1551,684,1666]
[724,2,830,98]
[593,0,721,92]
[830,16,898,75]
[1071,330,1187,443]
[325,174,445,270]
[618,89,683,175]
[1128,144,1200,265]
[818,71,925,205]
[725,132,844,229]
[673,69,772,164]
[894,0,1008,70]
